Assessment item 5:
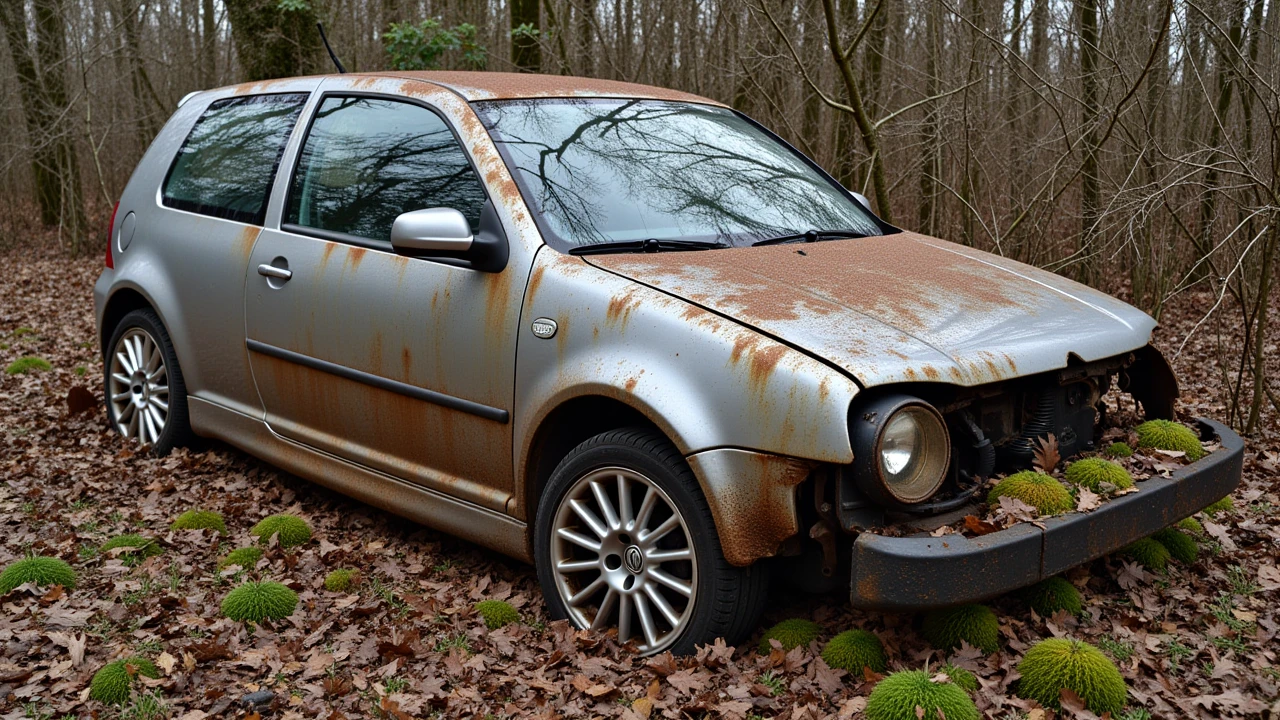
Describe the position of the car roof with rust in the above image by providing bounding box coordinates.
[218,71,723,106]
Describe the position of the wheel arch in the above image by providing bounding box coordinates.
[99,286,163,360]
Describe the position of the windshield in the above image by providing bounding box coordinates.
[473,99,884,251]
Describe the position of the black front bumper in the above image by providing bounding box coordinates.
[849,418,1244,610]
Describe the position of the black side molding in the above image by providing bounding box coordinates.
[246,339,510,424]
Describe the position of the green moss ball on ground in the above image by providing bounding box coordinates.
[941,664,979,693]
[821,629,887,673]
[1152,528,1198,564]
[865,670,980,720]
[1178,516,1204,534]
[324,569,358,592]
[1135,419,1204,460]
[170,509,226,534]
[0,556,77,593]
[987,471,1074,515]
[1121,537,1170,573]
[1105,442,1133,458]
[1202,495,1233,515]
[1064,458,1134,493]
[1017,638,1127,715]
[474,599,520,629]
[922,605,1000,654]
[250,514,312,548]
[1022,576,1083,617]
[89,657,160,705]
[759,618,822,653]
[221,581,298,622]
[5,356,52,374]
[99,534,162,562]
[217,547,263,570]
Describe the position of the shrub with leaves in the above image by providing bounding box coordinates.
[1064,458,1133,493]
[821,629,886,673]
[987,471,1073,515]
[1202,495,1233,515]
[941,664,979,693]
[759,618,821,653]
[170,509,226,534]
[1152,528,1198,564]
[1121,537,1170,572]
[5,356,51,374]
[1022,576,1083,617]
[221,581,298,622]
[383,20,486,70]
[475,599,519,629]
[250,514,312,548]
[1135,419,1204,460]
[324,569,358,592]
[865,670,980,720]
[1017,638,1127,714]
[922,605,1000,654]
[0,556,76,593]
[1105,442,1133,458]
[90,657,160,705]
[99,534,162,563]
[217,547,263,570]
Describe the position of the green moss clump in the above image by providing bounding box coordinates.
[323,569,358,592]
[13,327,35,337]
[99,534,162,563]
[759,618,822,653]
[1152,528,1198,564]
[1064,458,1133,493]
[922,605,1000,654]
[1202,495,1233,515]
[217,547,263,570]
[89,657,160,705]
[474,599,519,629]
[821,629,887,674]
[5,356,52,374]
[1017,638,1127,714]
[865,670,980,720]
[1022,576,1083,617]
[1177,516,1204,535]
[221,581,298,622]
[987,471,1074,515]
[250,514,312,549]
[170,509,226,534]
[1121,537,1170,573]
[1135,419,1204,460]
[1105,442,1133,458]
[0,556,77,593]
[941,664,978,693]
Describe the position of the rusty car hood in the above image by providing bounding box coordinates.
[585,231,1157,387]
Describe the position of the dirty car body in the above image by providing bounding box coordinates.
[95,72,1242,654]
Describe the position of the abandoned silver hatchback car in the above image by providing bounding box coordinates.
[97,72,1242,655]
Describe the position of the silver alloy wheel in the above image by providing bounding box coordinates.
[551,466,698,655]
[108,328,169,445]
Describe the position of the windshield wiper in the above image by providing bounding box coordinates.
[568,238,729,256]
[750,229,867,247]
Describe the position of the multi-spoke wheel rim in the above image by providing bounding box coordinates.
[108,328,169,446]
[551,467,697,655]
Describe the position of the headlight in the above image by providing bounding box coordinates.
[850,395,951,506]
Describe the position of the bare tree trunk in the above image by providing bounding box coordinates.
[0,0,63,226]
[200,0,216,85]
[223,0,321,81]
[1078,0,1101,283]
[917,0,940,235]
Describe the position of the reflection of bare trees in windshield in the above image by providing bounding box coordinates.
[477,99,879,248]
[163,94,309,225]
[286,97,488,242]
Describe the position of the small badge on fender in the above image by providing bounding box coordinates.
[531,318,558,339]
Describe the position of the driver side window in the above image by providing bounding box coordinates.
[285,96,487,243]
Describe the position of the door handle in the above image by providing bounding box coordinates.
[257,263,292,281]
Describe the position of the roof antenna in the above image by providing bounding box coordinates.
[317,23,347,73]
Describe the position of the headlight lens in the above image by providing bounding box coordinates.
[876,405,949,502]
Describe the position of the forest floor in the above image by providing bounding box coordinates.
[1,243,1278,720]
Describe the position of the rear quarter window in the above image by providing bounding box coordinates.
[162,93,309,225]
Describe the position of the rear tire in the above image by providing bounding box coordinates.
[534,427,768,655]
[104,308,193,455]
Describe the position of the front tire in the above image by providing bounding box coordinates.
[534,428,768,655]
[104,308,192,455]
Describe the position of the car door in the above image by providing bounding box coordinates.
[244,88,524,513]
